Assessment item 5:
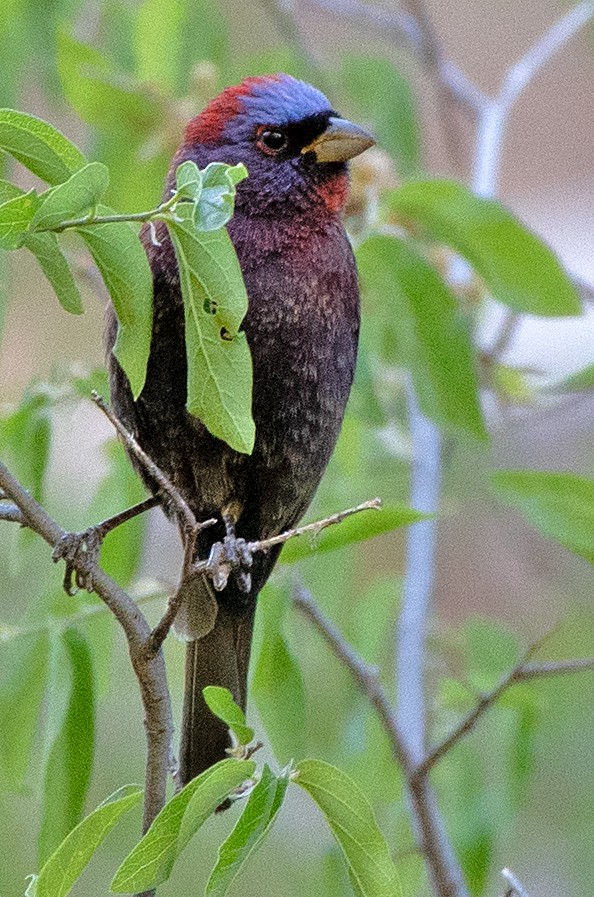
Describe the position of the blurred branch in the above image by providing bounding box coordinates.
[0,503,24,524]
[500,868,531,897]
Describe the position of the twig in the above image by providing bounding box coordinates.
[501,868,531,897]
[0,460,173,873]
[0,503,24,524]
[293,583,469,897]
[92,392,197,535]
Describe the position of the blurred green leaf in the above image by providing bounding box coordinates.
[167,204,254,453]
[180,0,229,75]
[111,760,255,892]
[280,503,426,564]
[0,630,49,787]
[31,162,109,232]
[57,32,163,135]
[24,233,83,314]
[36,785,142,897]
[387,181,581,316]
[0,190,39,250]
[252,583,306,762]
[205,764,290,897]
[296,759,400,897]
[492,470,594,565]
[464,617,519,692]
[0,386,52,504]
[202,686,254,745]
[0,108,85,184]
[135,0,184,94]
[342,55,419,178]
[39,628,95,863]
[556,361,594,392]
[358,234,487,440]
[78,205,153,398]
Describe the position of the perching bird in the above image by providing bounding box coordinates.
[107,74,374,785]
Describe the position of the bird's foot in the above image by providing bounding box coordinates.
[52,526,105,595]
[206,522,253,594]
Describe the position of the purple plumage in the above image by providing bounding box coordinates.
[107,74,374,785]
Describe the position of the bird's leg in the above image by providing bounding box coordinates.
[222,511,253,594]
[52,495,160,595]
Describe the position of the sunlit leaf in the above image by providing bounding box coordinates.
[30,162,109,232]
[39,628,95,863]
[205,764,290,897]
[358,234,487,440]
[252,584,306,762]
[0,108,85,184]
[167,204,254,453]
[78,205,153,398]
[202,686,254,745]
[111,760,255,892]
[296,759,400,897]
[387,181,581,316]
[36,785,142,897]
[492,470,594,565]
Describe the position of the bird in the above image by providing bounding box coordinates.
[106,74,374,786]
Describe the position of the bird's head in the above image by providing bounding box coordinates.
[177,74,375,217]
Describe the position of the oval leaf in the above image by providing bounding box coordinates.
[0,109,86,184]
[492,470,594,565]
[36,786,142,897]
[205,764,290,897]
[167,207,254,453]
[24,232,83,314]
[79,205,153,398]
[358,234,487,440]
[0,189,38,250]
[387,181,581,317]
[30,162,109,232]
[111,759,255,892]
[296,759,400,897]
[202,686,254,745]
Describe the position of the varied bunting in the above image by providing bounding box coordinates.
[106,74,374,785]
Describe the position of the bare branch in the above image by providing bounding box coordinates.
[0,503,24,524]
[501,868,531,897]
[518,656,594,680]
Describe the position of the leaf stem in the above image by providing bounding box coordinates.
[38,191,183,234]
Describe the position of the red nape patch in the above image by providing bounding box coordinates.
[185,75,282,144]
[318,172,349,213]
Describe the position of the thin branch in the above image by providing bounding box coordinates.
[293,583,469,897]
[0,503,24,524]
[518,656,594,680]
[501,868,531,897]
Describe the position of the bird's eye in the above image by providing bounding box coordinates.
[257,129,288,154]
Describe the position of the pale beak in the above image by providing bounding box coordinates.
[300,117,376,163]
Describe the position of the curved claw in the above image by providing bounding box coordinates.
[52,527,104,595]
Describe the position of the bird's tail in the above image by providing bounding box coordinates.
[178,579,255,786]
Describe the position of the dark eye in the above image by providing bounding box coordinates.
[257,129,288,154]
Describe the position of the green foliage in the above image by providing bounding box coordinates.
[0,108,86,184]
[387,181,582,316]
[202,686,255,745]
[30,162,110,231]
[206,764,290,897]
[251,583,307,762]
[357,234,487,440]
[296,759,400,897]
[111,759,256,891]
[39,628,95,862]
[24,233,83,314]
[34,785,142,897]
[493,470,594,564]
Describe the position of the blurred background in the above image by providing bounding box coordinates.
[1,1,594,895]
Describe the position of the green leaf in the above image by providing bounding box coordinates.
[167,205,254,453]
[341,55,420,178]
[205,764,290,897]
[176,160,203,202]
[39,628,95,863]
[0,631,49,787]
[111,759,255,892]
[280,502,428,564]
[203,686,254,745]
[357,234,487,440]
[296,759,400,897]
[0,189,38,249]
[387,181,581,316]
[36,785,142,897]
[0,109,85,185]
[79,205,152,398]
[195,162,248,232]
[134,0,184,94]
[492,470,594,565]
[30,162,109,232]
[24,233,83,314]
[252,584,306,762]
[464,617,519,692]
[0,386,52,504]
